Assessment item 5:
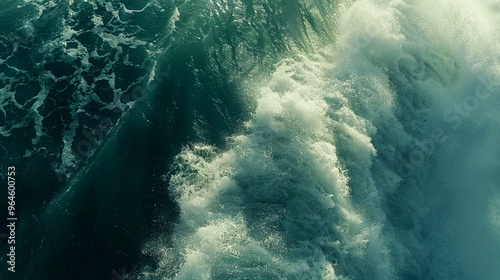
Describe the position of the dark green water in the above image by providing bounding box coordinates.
[1,0,500,279]
[0,0,335,279]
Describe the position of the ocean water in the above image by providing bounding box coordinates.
[0,0,499,279]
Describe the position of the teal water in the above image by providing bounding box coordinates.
[1,0,500,279]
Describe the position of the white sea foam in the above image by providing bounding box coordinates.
[142,0,500,279]
[0,0,170,179]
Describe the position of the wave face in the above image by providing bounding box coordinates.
[1,0,500,279]
[141,1,500,279]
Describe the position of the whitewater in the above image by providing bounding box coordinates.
[1,0,500,279]
[139,1,500,279]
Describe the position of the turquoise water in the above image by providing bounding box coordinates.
[1,0,500,279]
